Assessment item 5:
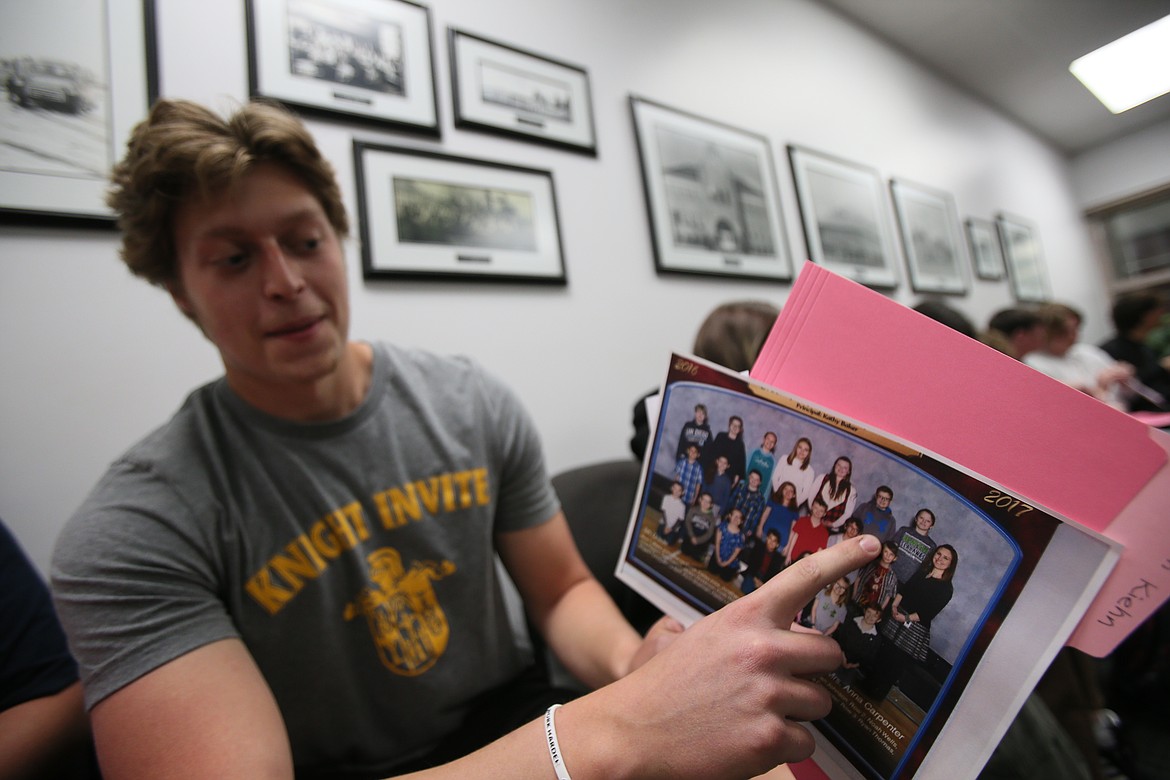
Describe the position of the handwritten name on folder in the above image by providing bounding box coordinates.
[751,262,1169,657]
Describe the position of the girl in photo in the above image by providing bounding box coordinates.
[810,576,850,636]
[707,508,747,582]
[769,436,817,509]
[812,455,858,531]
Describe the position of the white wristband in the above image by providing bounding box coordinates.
[544,704,573,780]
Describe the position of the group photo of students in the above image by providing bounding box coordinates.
[632,378,1022,721]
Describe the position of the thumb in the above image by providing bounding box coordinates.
[754,535,880,626]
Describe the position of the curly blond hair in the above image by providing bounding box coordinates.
[106,99,348,286]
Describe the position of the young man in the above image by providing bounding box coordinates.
[50,99,879,780]
[987,307,1045,359]
[784,495,832,566]
[850,485,897,542]
[673,443,705,505]
[1099,291,1170,412]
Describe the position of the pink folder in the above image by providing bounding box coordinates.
[751,262,1170,656]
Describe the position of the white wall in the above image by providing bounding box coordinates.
[1069,118,1170,209]
[0,0,1131,573]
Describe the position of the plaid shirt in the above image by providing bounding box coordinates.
[674,457,705,504]
[728,482,767,531]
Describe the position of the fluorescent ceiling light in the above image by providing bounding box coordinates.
[1069,14,1170,113]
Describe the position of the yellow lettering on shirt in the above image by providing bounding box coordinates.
[246,569,296,615]
[245,470,492,614]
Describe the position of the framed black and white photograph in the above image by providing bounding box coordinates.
[246,0,438,135]
[448,28,596,155]
[629,96,792,282]
[353,141,566,284]
[0,0,157,223]
[788,145,899,289]
[997,213,1049,302]
[966,217,1006,281]
[890,178,968,295]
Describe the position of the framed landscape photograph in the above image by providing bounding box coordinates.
[889,178,968,294]
[353,141,566,284]
[246,0,438,135]
[997,213,1049,302]
[966,217,1006,281]
[448,28,596,155]
[788,145,899,289]
[629,96,792,282]
[0,0,157,223]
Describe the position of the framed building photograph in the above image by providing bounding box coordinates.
[246,0,438,135]
[966,217,1006,281]
[889,178,968,295]
[353,141,566,284]
[0,0,157,224]
[629,96,792,282]
[788,145,899,289]
[997,213,1049,302]
[448,28,596,155]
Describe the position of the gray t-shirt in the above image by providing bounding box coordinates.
[52,343,560,776]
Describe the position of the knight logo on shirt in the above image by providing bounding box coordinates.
[344,547,455,676]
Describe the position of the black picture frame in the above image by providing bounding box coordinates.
[353,141,567,284]
[629,95,792,282]
[889,178,969,295]
[448,28,597,156]
[788,145,899,289]
[997,213,1050,302]
[966,217,1007,281]
[246,0,439,136]
[0,0,159,225]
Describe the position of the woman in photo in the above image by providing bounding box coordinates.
[812,455,858,531]
[769,436,818,509]
[865,544,958,701]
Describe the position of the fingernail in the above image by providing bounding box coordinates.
[859,535,880,553]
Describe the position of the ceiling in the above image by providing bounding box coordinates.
[816,0,1170,157]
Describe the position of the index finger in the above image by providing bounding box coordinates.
[757,535,881,624]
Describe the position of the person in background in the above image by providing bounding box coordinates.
[987,307,1045,359]
[913,299,978,339]
[629,301,779,461]
[0,520,100,779]
[1098,291,1170,412]
[1025,302,1134,410]
[50,98,882,780]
